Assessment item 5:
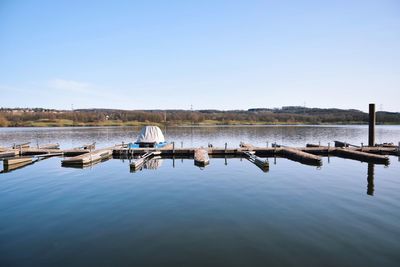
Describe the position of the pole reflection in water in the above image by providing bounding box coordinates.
[367,163,375,196]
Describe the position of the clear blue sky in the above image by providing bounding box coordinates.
[0,0,399,111]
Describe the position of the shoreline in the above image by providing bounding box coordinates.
[1,121,400,128]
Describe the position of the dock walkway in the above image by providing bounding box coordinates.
[113,145,396,165]
[62,145,122,166]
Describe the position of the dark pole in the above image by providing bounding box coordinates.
[367,163,375,196]
[368,103,375,147]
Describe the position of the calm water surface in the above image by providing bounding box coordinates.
[1,126,400,267]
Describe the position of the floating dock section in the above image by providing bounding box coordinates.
[61,145,122,166]
[278,147,322,166]
[3,156,33,167]
[62,148,114,166]
[194,148,210,167]
[334,148,389,164]
[243,151,269,172]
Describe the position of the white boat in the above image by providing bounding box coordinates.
[129,126,168,148]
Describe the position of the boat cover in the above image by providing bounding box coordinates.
[136,126,165,143]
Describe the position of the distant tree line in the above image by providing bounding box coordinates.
[0,106,399,126]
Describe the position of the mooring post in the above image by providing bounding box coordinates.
[369,103,376,147]
[181,141,183,148]
[172,142,175,154]
[225,142,227,153]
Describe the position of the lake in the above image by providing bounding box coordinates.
[1,126,400,267]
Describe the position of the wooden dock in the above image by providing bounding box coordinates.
[0,150,19,159]
[194,148,210,167]
[334,148,389,164]
[61,145,122,166]
[279,147,322,166]
[1,152,66,173]
[243,151,269,172]
[62,148,113,166]
[113,144,396,166]
[3,156,33,167]
[1,137,398,173]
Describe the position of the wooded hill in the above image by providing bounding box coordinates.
[0,106,399,126]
